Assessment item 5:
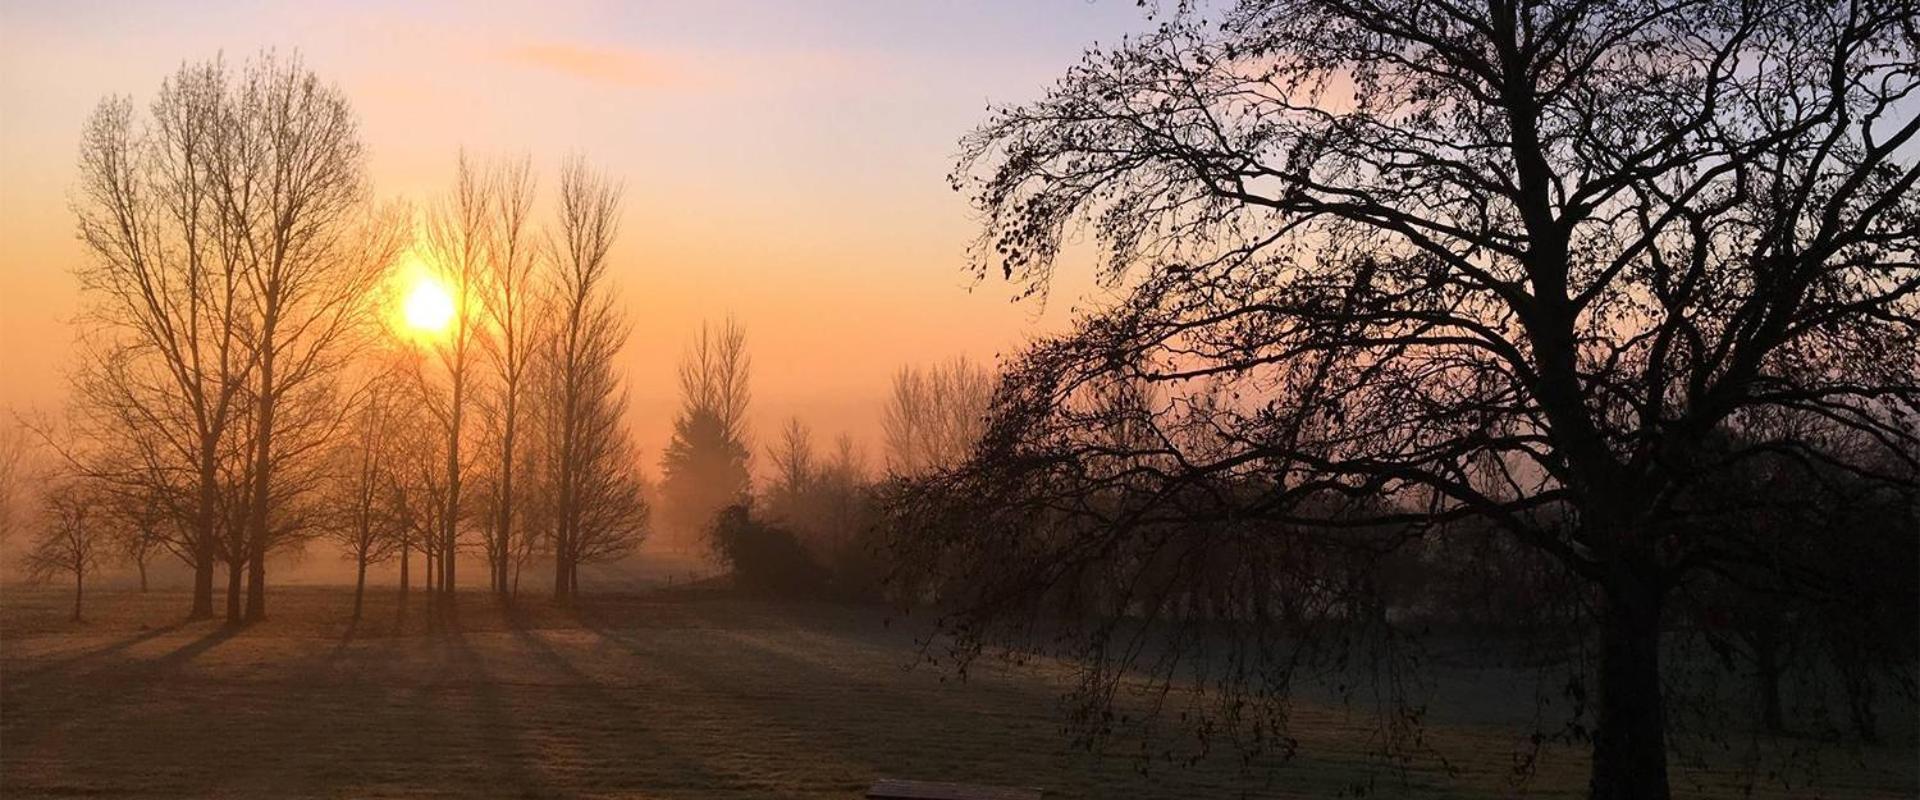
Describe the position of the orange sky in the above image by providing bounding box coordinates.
[0,1,1141,471]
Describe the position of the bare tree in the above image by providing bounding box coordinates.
[881,356,991,476]
[766,417,817,503]
[763,421,877,596]
[323,373,409,620]
[540,156,646,601]
[225,54,400,622]
[939,2,1920,797]
[658,318,752,549]
[24,479,108,622]
[477,156,543,598]
[67,53,395,623]
[679,319,752,441]
[54,406,206,599]
[71,60,253,619]
[107,486,168,593]
[389,412,448,620]
[0,421,35,545]
[412,153,494,614]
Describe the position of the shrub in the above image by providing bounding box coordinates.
[708,504,829,599]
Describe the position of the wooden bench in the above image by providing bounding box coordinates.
[866,778,1044,800]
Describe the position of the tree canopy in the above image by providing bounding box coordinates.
[927,2,1919,797]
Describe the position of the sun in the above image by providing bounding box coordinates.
[403,276,456,333]
[399,271,456,339]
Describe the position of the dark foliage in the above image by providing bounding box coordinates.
[710,504,831,599]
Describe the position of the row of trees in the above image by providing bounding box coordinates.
[33,53,650,623]
[399,153,648,613]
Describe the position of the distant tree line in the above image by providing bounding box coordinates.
[650,323,996,603]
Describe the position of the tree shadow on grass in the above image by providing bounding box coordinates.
[439,625,555,797]
[495,604,736,796]
[571,609,1093,796]
[2,620,192,688]
[2,624,239,762]
[572,608,1396,800]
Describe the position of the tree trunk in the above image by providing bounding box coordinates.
[441,528,456,615]
[225,559,244,625]
[1835,639,1880,743]
[353,552,366,621]
[138,558,149,593]
[397,542,411,620]
[553,534,569,602]
[496,399,515,597]
[443,354,463,609]
[72,565,84,623]
[424,543,438,623]
[495,520,511,596]
[189,453,218,620]
[554,368,576,604]
[245,548,267,621]
[244,300,279,624]
[1589,570,1671,800]
[1754,626,1784,734]
[442,528,454,598]
[191,547,215,619]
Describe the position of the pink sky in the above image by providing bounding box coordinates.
[0,0,1143,471]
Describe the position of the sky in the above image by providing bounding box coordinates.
[0,0,1147,471]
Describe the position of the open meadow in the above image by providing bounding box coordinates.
[3,582,1914,799]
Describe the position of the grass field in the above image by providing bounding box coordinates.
[2,581,1914,799]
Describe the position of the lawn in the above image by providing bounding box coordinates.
[2,582,1913,799]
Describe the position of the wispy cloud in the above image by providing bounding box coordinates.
[498,42,682,88]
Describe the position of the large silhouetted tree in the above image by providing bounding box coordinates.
[69,53,396,623]
[229,54,399,622]
[937,2,1919,798]
[71,60,254,619]
[478,156,543,598]
[541,156,647,600]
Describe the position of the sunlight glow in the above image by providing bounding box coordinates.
[400,271,456,339]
